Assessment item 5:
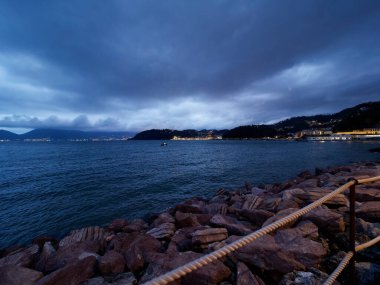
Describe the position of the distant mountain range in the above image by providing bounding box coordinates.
[0,129,135,141]
[132,101,380,140]
[1,101,379,141]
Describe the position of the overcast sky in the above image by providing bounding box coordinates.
[0,1,380,133]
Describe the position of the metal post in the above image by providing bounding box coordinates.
[349,179,357,285]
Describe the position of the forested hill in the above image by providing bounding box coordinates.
[223,101,380,139]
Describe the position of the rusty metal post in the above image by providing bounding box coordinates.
[349,178,358,285]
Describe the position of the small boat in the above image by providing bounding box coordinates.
[161,142,167,146]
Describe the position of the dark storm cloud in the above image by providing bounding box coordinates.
[0,0,380,131]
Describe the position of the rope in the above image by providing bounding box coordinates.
[323,235,380,285]
[323,251,353,285]
[355,235,380,252]
[142,176,380,285]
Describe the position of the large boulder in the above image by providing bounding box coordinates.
[355,187,380,202]
[236,262,265,285]
[98,250,125,275]
[294,188,348,208]
[241,195,263,210]
[279,268,335,285]
[0,244,39,267]
[44,240,100,272]
[121,233,161,272]
[191,228,228,248]
[175,211,201,228]
[262,208,299,228]
[356,262,380,285]
[59,226,106,248]
[228,231,326,274]
[210,214,251,235]
[0,266,43,285]
[356,201,380,222]
[35,242,57,272]
[140,251,231,285]
[167,226,207,253]
[152,213,175,227]
[303,207,345,234]
[237,209,274,227]
[35,255,96,285]
[146,222,176,239]
[108,219,129,233]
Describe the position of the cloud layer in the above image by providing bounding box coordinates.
[1,1,380,131]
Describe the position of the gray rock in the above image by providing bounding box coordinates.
[0,266,43,285]
[0,244,39,267]
[356,262,380,285]
[279,267,338,285]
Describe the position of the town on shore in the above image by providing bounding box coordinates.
[1,101,379,142]
[1,160,380,284]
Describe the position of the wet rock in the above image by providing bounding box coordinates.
[210,194,230,204]
[293,179,320,189]
[277,221,319,241]
[44,240,100,272]
[167,227,206,253]
[82,277,107,285]
[175,211,201,228]
[191,228,228,248]
[98,250,125,275]
[303,207,345,234]
[108,219,129,233]
[175,199,206,214]
[35,241,56,272]
[228,232,326,274]
[259,197,282,212]
[0,265,43,285]
[59,226,106,248]
[238,209,274,227]
[123,233,161,272]
[282,188,305,204]
[35,255,96,285]
[147,222,176,239]
[279,267,336,285]
[123,219,148,233]
[32,236,58,249]
[294,188,348,208]
[205,203,228,215]
[236,262,265,285]
[355,187,380,202]
[242,195,263,210]
[152,213,175,227]
[355,218,380,238]
[297,170,313,180]
[356,262,380,285]
[0,244,39,267]
[262,208,299,228]
[210,214,251,235]
[356,201,380,222]
[109,272,137,285]
[140,251,231,285]
[277,199,300,211]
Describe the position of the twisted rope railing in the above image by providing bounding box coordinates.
[142,175,380,285]
[323,235,380,285]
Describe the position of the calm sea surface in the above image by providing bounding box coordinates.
[1,140,379,248]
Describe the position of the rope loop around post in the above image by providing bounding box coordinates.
[348,177,359,185]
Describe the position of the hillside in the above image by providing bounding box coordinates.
[223,101,380,139]
[0,130,19,140]
[132,129,227,140]
[0,129,135,141]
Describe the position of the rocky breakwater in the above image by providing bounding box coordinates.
[1,161,380,285]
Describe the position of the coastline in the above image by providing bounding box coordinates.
[1,160,380,284]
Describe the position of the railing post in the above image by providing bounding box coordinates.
[348,178,358,285]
